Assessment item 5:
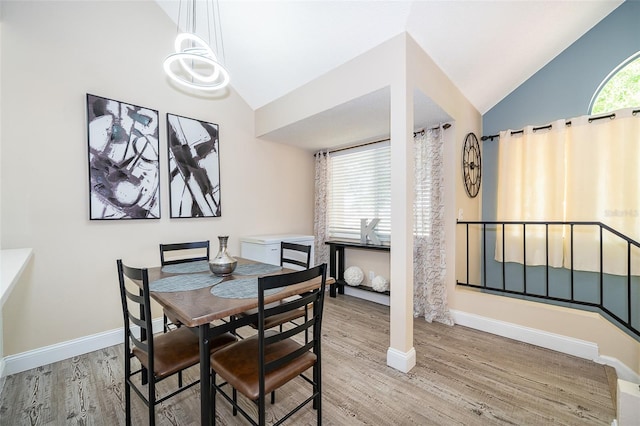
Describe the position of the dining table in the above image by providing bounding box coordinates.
[145,257,330,426]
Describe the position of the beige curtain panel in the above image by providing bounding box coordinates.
[495,107,640,276]
[564,108,640,275]
[495,120,566,268]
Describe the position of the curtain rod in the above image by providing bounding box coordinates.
[320,123,451,155]
[481,110,639,141]
[326,137,389,154]
[413,122,451,138]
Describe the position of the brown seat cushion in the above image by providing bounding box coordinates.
[238,309,307,330]
[133,327,237,380]
[210,331,316,400]
[237,302,306,329]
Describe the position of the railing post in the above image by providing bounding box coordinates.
[599,226,603,307]
[502,224,506,291]
[466,223,469,285]
[483,223,487,288]
[628,242,632,327]
[545,224,549,297]
[570,224,574,302]
[523,223,527,295]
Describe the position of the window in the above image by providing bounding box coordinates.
[328,141,391,242]
[590,52,640,114]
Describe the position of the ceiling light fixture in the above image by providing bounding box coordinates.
[163,0,230,91]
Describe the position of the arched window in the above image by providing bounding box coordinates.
[589,52,640,114]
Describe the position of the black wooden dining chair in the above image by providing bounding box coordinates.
[117,259,236,426]
[159,240,210,266]
[280,241,312,271]
[159,240,210,331]
[210,264,327,426]
[263,242,312,329]
[238,242,312,334]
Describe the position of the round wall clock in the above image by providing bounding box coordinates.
[462,132,481,198]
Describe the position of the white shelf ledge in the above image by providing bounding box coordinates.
[1,248,33,307]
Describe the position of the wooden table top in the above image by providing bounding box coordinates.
[147,258,328,328]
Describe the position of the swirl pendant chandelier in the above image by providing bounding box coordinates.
[163,0,230,91]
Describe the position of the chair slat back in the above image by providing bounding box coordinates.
[117,259,154,370]
[159,241,210,266]
[257,264,326,385]
[280,242,312,270]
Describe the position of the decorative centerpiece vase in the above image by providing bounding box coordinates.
[209,236,237,276]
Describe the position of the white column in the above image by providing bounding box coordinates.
[617,379,640,426]
[386,52,416,373]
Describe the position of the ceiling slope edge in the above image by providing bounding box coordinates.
[254,33,407,139]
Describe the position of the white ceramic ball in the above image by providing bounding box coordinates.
[371,275,389,292]
[344,266,364,286]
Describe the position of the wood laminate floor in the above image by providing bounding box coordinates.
[0,295,616,425]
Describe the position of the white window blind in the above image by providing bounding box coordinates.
[328,141,391,242]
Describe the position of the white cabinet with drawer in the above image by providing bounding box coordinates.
[240,234,315,271]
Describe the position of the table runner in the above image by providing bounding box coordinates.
[233,262,282,276]
[161,260,210,274]
[210,277,283,299]
[150,273,223,292]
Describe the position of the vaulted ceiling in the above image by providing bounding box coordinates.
[156,0,623,148]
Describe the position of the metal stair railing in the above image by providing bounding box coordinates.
[457,220,639,338]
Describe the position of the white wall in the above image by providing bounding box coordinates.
[2,0,637,380]
[257,30,640,379]
[0,1,314,357]
[407,32,638,379]
[256,33,482,372]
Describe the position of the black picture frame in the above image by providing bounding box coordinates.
[86,94,160,220]
[166,113,221,218]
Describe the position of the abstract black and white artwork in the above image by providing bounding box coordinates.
[87,94,160,220]
[167,113,221,218]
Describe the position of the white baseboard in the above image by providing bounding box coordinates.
[599,355,640,384]
[386,346,416,373]
[4,309,638,385]
[3,318,164,376]
[343,286,390,306]
[450,309,640,384]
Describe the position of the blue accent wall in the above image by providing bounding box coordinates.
[484,0,640,135]
[480,0,640,336]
